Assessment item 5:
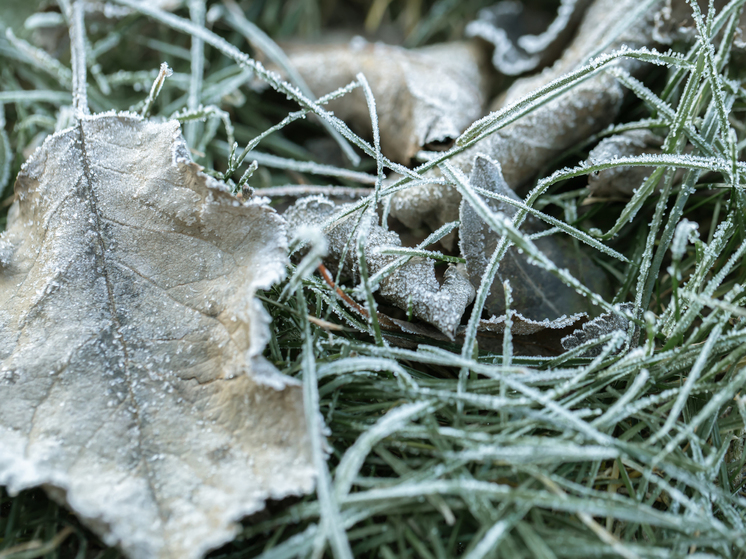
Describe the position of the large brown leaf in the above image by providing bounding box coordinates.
[0,113,315,559]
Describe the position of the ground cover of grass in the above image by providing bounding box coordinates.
[2,0,746,558]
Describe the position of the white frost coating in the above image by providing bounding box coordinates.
[285,196,475,338]
[0,112,315,559]
[561,303,634,356]
[0,232,13,266]
[479,312,586,336]
[466,0,591,75]
[671,218,699,261]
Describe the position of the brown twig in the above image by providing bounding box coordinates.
[317,263,399,330]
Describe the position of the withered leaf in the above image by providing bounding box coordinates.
[466,0,592,76]
[390,0,657,232]
[561,303,634,356]
[586,129,664,196]
[0,113,315,559]
[285,196,475,338]
[279,39,490,163]
[459,155,610,320]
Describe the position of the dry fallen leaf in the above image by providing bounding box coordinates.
[285,196,475,338]
[0,113,315,559]
[460,155,610,320]
[390,0,657,232]
[279,39,490,163]
[466,0,592,76]
[587,130,664,196]
[561,303,634,355]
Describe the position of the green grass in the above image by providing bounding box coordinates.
[3,0,746,557]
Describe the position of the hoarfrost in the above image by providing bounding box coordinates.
[459,155,611,320]
[285,196,475,338]
[479,312,586,336]
[0,113,315,559]
[671,218,699,261]
[561,303,634,356]
[466,0,592,75]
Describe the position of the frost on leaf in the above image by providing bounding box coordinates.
[587,130,664,196]
[278,39,489,163]
[466,0,592,76]
[459,155,610,321]
[479,312,586,336]
[390,0,656,231]
[561,303,634,356]
[0,113,315,559]
[285,196,475,338]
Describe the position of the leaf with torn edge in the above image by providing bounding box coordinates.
[277,39,490,163]
[561,303,634,356]
[285,196,475,338]
[0,113,315,559]
[466,0,592,76]
[459,155,611,321]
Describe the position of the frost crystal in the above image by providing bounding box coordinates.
[0,113,315,559]
[671,218,699,261]
[459,155,610,320]
[561,303,634,356]
[285,196,475,338]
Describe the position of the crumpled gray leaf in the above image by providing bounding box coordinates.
[279,39,490,163]
[0,113,315,559]
[466,0,592,75]
[459,155,610,321]
[390,0,657,232]
[587,129,664,196]
[561,303,634,355]
[285,196,475,338]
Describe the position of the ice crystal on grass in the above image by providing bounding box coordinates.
[561,303,634,356]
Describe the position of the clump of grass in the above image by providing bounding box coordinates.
[3,0,746,558]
